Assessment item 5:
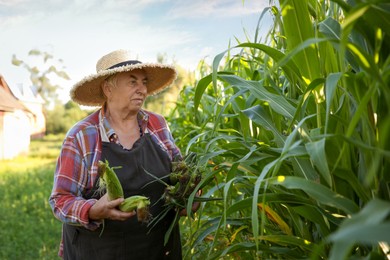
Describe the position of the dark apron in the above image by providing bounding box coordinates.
[62,133,182,260]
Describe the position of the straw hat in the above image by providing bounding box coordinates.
[70,49,177,106]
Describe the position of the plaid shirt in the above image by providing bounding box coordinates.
[49,108,181,256]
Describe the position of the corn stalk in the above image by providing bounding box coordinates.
[169,0,390,259]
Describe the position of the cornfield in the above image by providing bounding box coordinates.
[169,0,390,259]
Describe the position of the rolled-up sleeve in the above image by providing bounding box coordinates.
[49,133,101,230]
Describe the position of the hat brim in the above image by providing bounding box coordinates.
[70,63,177,106]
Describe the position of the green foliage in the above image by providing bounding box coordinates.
[168,0,390,259]
[45,100,92,134]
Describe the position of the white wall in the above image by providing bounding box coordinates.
[0,110,30,159]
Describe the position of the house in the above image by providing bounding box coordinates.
[12,82,46,139]
[0,74,46,160]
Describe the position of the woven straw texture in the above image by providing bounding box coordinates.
[70,50,177,106]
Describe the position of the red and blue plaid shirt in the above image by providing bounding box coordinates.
[49,108,181,256]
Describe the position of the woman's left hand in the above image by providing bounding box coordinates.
[179,190,202,217]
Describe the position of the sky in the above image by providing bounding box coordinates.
[0,0,272,101]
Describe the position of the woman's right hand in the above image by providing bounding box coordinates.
[89,193,136,221]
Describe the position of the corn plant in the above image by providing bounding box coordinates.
[169,0,390,259]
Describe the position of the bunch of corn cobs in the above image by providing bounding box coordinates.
[146,152,203,245]
[163,152,202,211]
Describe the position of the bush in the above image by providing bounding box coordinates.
[45,100,91,134]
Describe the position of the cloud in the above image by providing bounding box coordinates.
[0,0,268,89]
[167,0,268,19]
[0,0,168,17]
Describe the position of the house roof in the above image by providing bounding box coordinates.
[11,83,45,104]
[0,74,30,112]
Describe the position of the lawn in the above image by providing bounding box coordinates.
[0,135,64,260]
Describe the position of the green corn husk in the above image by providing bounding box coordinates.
[119,195,151,223]
[98,160,124,200]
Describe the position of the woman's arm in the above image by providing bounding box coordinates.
[49,134,101,230]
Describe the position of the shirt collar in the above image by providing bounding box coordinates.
[99,106,149,140]
[137,109,149,133]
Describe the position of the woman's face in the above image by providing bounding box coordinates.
[104,69,148,113]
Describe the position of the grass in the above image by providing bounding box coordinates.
[0,135,64,260]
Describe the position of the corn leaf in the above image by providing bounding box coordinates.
[270,176,359,214]
[305,139,332,187]
[221,75,296,119]
[328,199,390,260]
[241,105,285,146]
[279,0,321,82]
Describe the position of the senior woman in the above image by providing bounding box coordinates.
[49,50,183,259]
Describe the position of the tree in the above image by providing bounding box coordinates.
[46,100,90,134]
[11,49,91,135]
[12,49,70,106]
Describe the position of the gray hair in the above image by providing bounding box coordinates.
[104,74,119,88]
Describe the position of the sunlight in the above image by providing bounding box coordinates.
[277,175,285,182]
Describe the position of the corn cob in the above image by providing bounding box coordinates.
[98,160,124,200]
[119,195,151,223]
[98,160,151,223]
